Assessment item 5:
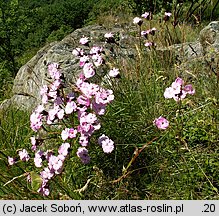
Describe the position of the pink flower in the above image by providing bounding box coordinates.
[65,101,77,114]
[68,128,77,138]
[141,12,150,19]
[104,32,114,39]
[72,48,84,56]
[76,147,90,164]
[153,116,169,130]
[98,134,114,153]
[144,42,156,48]
[30,111,43,131]
[184,84,195,95]
[40,85,48,96]
[48,155,63,174]
[61,128,70,141]
[133,17,143,25]
[77,95,90,107]
[92,54,103,67]
[79,55,90,67]
[58,143,70,156]
[165,12,172,17]
[79,135,89,146]
[95,88,114,105]
[79,37,89,45]
[31,136,37,151]
[90,46,103,55]
[83,63,95,78]
[57,109,64,120]
[104,33,115,43]
[61,128,77,140]
[91,101,106,115]
[40,167,54,180]
[34,150,44,168]
[18,149,30,161]
[8,157,16,165]
[150,27,157,36]
[164,77,195,101]
[48,63,61,80]
[164,12,172,21]
[109,68,120,78]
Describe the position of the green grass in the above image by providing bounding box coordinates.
[0,16,219,200]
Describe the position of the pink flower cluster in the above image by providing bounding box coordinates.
[8,34,118,196]
[133,12,157,49]
[8,149,30,166]
[164,77,195,101]
[154,77,195,130]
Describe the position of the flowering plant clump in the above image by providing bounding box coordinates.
[8,34,120,196]
[164,77,195,101]
[133,12,158,49]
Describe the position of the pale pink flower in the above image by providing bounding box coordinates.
[92,54,103,67]
[153,116,169,130]
[30,112,43,132]
[164,77,195,101]
[38,184,50,196]
[65,101,77,114]
[83,63,95,78]
[8,157,16,165]
[77,95,90,107]
[34,150,44,168]
[164,87,175,99]
[40,167,54,180]
[31,136,37,151]
[61,128,70,141]
[79,55,90,67]
[48,155,63,174]
[91,101,106,115]
[104,32,114,39]
[79,37,89,45]
[18,149,30,161]
[95,88,114,105]
[68,128,77,138]
[145,42,156,48]
[48,63,61,80]
[141,12,150,19]
[79,135,89,146]
[164,12,172,21]
[133,17,143,25]
[50,79,61,91]
[109,68,120,78]
[40,85,48,96]
[58,143,70,157]
[98,134,114,153]
[184,84,195,95]
[72,48,84,56]
[76,147,90,164]
[90,46,103,54]
[41,94,48,104]
[57,109,65,120]
[48,90,57,100]
[165,12,172,17]
[34,157,42,168]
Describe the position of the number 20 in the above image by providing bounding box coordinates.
[203,204,215,212]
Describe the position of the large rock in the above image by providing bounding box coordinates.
[0,25,136,112]
[161,21,219,61]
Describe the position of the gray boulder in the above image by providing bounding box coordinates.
[0,25,136,112]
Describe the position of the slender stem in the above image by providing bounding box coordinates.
[139,25,142,50]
